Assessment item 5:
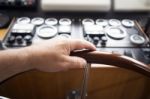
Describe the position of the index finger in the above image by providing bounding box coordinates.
[69,39,96,51]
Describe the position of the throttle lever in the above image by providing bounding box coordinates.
[71,50,150,77]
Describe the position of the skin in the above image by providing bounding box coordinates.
[0,38,96,82]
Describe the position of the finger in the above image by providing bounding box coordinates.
[65,56,87,69]
[69,39,96,51]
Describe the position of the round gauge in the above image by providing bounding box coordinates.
[17,17,31,24]
[130,34,145,45]
[45,18,58,25]
[122,19,135,28]
[31,17,44,25]
[59,18,72,25]
[105,27,127,39]
[109,19,121,26]
[37,25,57,39]
[82,18,94,26]
[96,19,108,27]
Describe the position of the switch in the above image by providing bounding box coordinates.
[8,36,15,44]
[24,35,32,45]
[101,36,107,47]
[93,36,99,45]
[16,36,23,44]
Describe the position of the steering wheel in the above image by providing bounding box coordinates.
[71,50,150,77]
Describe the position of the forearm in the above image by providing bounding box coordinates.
[0,48,32,82]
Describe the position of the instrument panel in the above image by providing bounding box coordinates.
[2,17,150,64]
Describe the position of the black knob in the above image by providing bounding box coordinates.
[8,36,15,44]
[101,36,107,47]
[16,36,23,44]
[101,36,108,42]
[93,36,99,45]
[24,35,32,44]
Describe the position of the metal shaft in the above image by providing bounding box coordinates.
[80,63,91,99]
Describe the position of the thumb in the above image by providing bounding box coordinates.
[65,56,87,69]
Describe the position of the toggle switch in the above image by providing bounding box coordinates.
[16,36,23,44]
[24,35,32,45]
[8,36,15,44]
[101,36,107,47]
[93,36,99,45]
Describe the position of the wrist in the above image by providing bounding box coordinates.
[16,47,35,71]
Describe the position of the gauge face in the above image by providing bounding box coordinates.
[59,18,72,25]
[59,25,71,33]
[84,25,103,35]
[122,19,135,28]
[31,17,44,25]
[105,27,127,39]
[96,19,108,27]
[45,18,58,25]
[37,25,57,39]
[82,18,94,26]
[130,34,145,45]
[17,17,31,24]
[109,19,121,26]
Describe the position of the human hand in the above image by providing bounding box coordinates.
[25,38,96,72]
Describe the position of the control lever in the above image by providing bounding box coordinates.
[71,50,150,77]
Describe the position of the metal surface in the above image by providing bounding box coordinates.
[80,63,91,99]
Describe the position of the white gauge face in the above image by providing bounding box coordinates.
[59,25,71,33]
[37,25,57,39]
[59,18,72,25]
[17,17,31,24]
[31,18,44,25]
[84,25,103,35]
[96,19,108,26]
[45,18,58,25]
[109,19,121,26]
[130,34,145,45]
[122,19,135,28]
[12,23,34,34]
[82,18,94,26]
[106,27,127,39]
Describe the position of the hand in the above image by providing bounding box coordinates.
[25,38,96,72]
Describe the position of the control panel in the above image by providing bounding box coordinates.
[2,17,150,64]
